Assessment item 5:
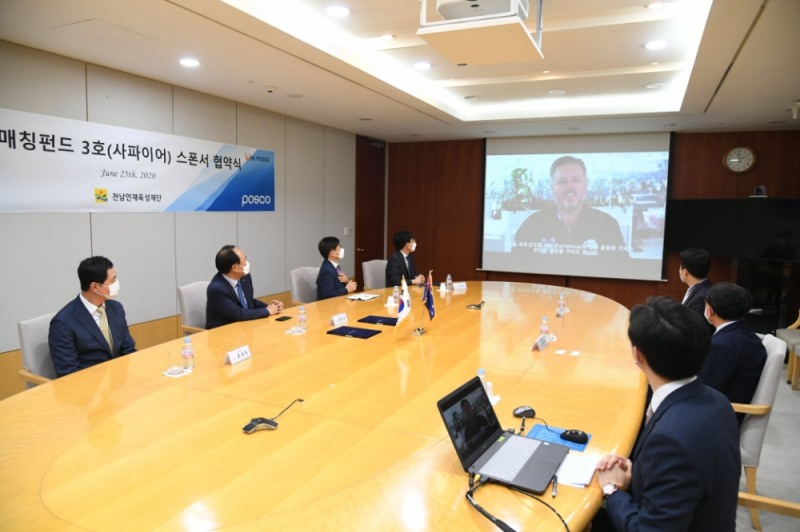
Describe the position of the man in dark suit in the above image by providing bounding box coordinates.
[316,236,357,300]
[594,296,740,531]
[206,245,283,329]
[385,230,425,288]
[49,256,137,377]
[679,247,712,315]
[700,282,766,423]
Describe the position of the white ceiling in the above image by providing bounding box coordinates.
[0,0,798,142]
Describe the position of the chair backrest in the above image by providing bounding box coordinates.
[362,259,388,290]
[740,333,786,466]
[177,281,210,333]
[18,312,57,387]
[290,267,320,304]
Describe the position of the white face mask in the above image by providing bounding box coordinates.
[242,260,251,276]
[337,247,345,260]
[99,280,120,299]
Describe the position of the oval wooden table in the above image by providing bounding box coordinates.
[0,281,645,531]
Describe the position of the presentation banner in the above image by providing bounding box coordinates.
[0,108,275,212]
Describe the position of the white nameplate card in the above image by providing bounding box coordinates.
[225,345,252,365]
[532,334,549,351]
[453,282,468,291]
[330,313,349,327]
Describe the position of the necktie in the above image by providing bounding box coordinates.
[96,305,114,352]
[682,285,693,304]
[236,282,247,308]
[645,404,654,426]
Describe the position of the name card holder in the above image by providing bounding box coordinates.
[330,313,348,327]
[453,282,468,291]
[225,345,252,365]
[532,334,549,351]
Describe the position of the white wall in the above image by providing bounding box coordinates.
[0,41,356,352]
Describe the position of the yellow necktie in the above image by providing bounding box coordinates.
[96,305,114,352]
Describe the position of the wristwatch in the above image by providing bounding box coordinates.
[602,483,618,498]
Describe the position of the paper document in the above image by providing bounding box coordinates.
[556,453,601,487]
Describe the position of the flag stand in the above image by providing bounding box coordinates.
[413,270,435,336]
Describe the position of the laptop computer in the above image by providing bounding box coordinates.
[437,376,569,494]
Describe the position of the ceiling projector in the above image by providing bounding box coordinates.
[436,0,529,20]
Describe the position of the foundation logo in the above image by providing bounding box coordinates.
[95,188,108,203]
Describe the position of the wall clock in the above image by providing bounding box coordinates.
[723,146,756,174]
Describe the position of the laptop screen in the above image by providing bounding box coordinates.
[437,376,504,471]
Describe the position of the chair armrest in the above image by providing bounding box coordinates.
[731,402,771,415]
[18,368,52,386]
[738,492,800,518]
[181,325,205,335]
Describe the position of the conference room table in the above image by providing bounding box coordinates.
[0,281,646,531]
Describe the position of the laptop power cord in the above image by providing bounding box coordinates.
[466,475,571,532]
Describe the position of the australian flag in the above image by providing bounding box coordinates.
[422,271,435,320]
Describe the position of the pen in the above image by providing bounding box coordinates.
[552,475,558,498]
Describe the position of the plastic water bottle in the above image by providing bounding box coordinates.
[393,286,399,306]
[540,316,550,336]
[298,305,307,331]
[446,274,453,291]
[477,368,487,389]
[558,291,566,311]
[182,336,195,370]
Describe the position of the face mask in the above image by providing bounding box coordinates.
[99,280,120,299]
[410,242,417,252]
[242,260,251,276]
[337,248,345,260]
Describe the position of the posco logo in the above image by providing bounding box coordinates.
[244,152,271,162]
[242,195,272,207]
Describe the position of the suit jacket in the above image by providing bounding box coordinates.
[699,320,766,422]
[683,278,712,315]
[385,250,419,288]
[49,296,136,377]
[316,259,348,301]
[205,272,269,329]
[605,379,740,531]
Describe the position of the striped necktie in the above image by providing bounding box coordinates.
[236,282,247,308]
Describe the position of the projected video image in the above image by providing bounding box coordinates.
[482,148,669,281]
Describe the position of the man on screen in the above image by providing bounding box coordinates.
[514,156,627,260]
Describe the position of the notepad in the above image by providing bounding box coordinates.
[358,315,397,326]
[346,293,380,301]
[326,326,382,339]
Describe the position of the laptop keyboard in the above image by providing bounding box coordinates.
[479,436,541,482]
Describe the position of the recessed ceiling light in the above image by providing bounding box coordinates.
[179,58,200,68]
[325,5,350,18]
[548,89,566,95]
[381,33,394,41]
[645,82,665,89]
[645,40,667,50]
[414,62,432,70]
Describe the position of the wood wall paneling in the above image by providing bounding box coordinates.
[386,131,800,313]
